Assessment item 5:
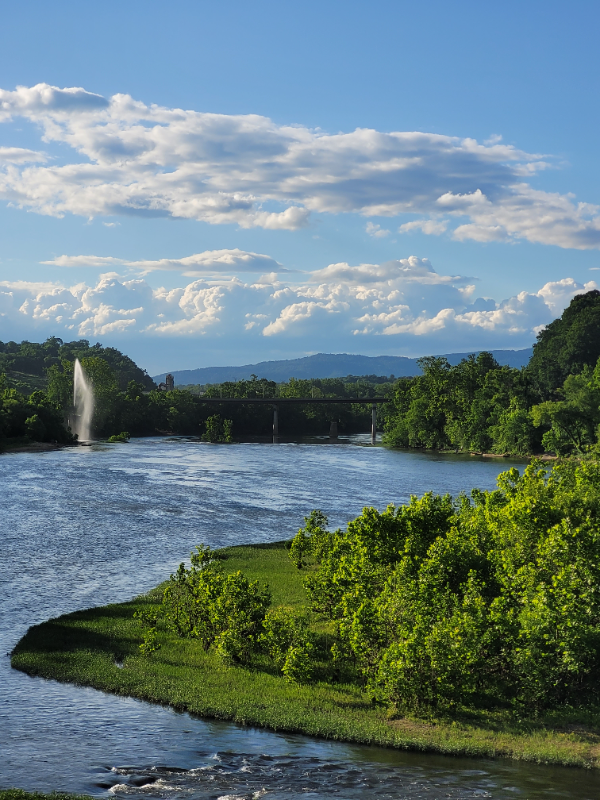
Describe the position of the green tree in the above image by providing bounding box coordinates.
[289,461,600,711]
[140,545,271,665]
[489,399,537,455]
[527,289,600,397]
[202,414,234,442]
[531,366,600,454]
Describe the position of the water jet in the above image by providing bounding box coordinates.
[72,358,94,442]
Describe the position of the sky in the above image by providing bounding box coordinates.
[1,0,600,374]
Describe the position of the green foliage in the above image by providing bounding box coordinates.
[108,431,130,443]
[527,289,600,397]
[199,374,390,436]
[384,353,539,454]
[288,509,332,568]
[0,376,74,443]
[12,540,600,767]
[488,399,536,455]
[3,344,392,441]
[141,545,271,665]
[290,461,600,712]
[0,337,155,392]
[202,414,234,442]
[531,366,600,454]
[261,606,316,683]
[24,413,46,440]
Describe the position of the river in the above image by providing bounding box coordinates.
[0,436,596,799]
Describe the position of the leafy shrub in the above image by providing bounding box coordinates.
[108,431,130,443]
[291,461,600,711]
[140,545,271,664]
[261,605,316,683]
[202,414,234,443]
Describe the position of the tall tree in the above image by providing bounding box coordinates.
[527,290,600,398]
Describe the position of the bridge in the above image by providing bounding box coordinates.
[195,396,390,442]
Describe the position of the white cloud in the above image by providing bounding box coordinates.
[2,254,596,367]
[0,146,47,164]
[366,222,391,238]
[398,218,448,235]
[43,255,123,268]
[0,83,599,246]
[310,256,467,287]
[42,248,284,277]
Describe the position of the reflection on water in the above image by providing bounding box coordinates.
[0,437,595,798]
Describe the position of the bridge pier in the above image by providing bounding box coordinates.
[371,403,377,444]
[329,420,338,438]
[272,404,279,437]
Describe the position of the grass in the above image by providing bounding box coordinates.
[11,541,600,769]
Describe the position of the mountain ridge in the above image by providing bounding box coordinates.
[153,348,534,385]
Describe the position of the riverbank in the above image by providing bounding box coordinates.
[11,541,600,769]
[0,437,65,454]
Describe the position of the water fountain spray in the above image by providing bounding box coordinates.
[73,359,95,442]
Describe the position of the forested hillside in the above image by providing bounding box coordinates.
[383,290,600,456]
[0,337,155,393]
[0,338,155,446]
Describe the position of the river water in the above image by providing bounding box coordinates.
[0,436,597,799]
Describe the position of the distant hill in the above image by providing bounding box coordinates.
[154,348,534,385]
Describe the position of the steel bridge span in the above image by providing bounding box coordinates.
[195,397,390,442]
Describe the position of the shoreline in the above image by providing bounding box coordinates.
[0,433,557,461]
[0,439,66,455]
[10,541,600,770]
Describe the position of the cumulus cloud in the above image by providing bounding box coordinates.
[42,248,285,277]
[2,254,597,369]
[1,83,599,246]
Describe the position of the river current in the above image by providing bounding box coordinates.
[0,436,597,799]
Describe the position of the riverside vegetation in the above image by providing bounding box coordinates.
[12,458,600,767]
[4,289,600,452]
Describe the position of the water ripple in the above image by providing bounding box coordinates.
[1,437,594,798]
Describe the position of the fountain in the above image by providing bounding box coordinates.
[72,358,94,442]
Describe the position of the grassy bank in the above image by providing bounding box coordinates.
[11,542,600,769]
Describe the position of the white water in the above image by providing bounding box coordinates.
[73,358,95,442]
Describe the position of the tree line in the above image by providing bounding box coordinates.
[384,290,600,456]
[0,345,393,443]
[3,288,600,449]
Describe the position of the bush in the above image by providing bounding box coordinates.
[291,461,600,711]
[139,545,271,665]
[261,605,316,683]
[108,431,130,443]
[202,414,234,443]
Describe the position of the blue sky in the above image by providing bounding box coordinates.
[1,0,600,372]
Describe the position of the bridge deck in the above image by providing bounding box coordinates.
[195,397,389,404]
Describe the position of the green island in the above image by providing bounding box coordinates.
[12,457,600,770]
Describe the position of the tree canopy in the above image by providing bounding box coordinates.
[527,289,600,398]
[0,337,155,392]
